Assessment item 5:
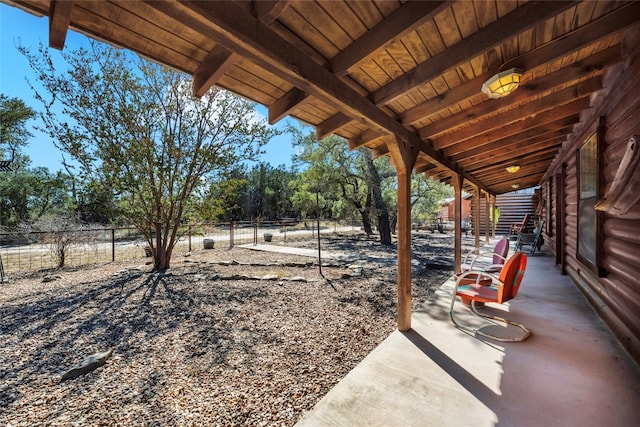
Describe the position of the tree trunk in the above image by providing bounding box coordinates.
[359,208,374,235]
[364,151,391,245]
[153,222,171,270]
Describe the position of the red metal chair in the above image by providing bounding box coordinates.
[461,237,510,273]
[449,251,531,342]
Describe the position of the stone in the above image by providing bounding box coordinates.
[42,274,62,283]
[60,349,113,381]
[261,274,279,281]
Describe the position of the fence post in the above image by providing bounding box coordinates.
[230,221,234,248]
[188,225,192,252]
[111,228,115,262]
[253,220,258,246]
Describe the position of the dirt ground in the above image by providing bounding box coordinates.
[0,231,464,426]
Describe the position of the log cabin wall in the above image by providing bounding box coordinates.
[472,192,537,236]
[543,51,640,363]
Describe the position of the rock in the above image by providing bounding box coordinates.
[42,274,62,283]
[60,349,113,381]
[350,267,364,277]
[289,276,307,282]
[261,274,279,281]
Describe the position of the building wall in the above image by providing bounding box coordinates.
[542,52,640,363]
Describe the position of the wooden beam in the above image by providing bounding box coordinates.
[369,1,578,105]
[371,145,389,159]
[49,0,73,50]
[473,186,480,249]
[452,172,463,274]
[253,1,290,24]
[387,136,418,332]
[192,44,239,97]
[348,129,384,150]
[400,43,622,127]
[415,162,437,175]
[484,191,490,245]
[316,113,353,140]
[429,79,600,150]
[268,88,310,124]
[330,1,448,77]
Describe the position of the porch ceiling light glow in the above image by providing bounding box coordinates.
[506,165,521,173]
[511,184,521,189]
[482,68,524,98]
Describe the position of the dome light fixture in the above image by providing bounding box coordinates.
[506,165,521,173]
[482,68,524,99]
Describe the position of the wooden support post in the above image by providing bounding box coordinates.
[474,185,481,249]
[453,172,463,274]
[387,136,418,332]
[490,195,497,238]
[484,191,491,244]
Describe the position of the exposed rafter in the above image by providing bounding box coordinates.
[269,88,310,125]
[329,1,448,77]
[192,45,239,97]
[348,129,384,150]
[253,0,290,24]
[316,113,353,140]
[48,0,73,50]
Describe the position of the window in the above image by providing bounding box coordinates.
[577,117,606,276]
[578,133,597,266]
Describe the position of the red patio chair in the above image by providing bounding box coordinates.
[449,251,531,342]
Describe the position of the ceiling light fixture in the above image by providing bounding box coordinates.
[511,184,521,189]
[506,165,521,173]
[482,68,524,98]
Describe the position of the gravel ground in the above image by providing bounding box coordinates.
[0,232,461,426]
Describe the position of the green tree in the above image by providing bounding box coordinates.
[0,159,70,229]
[290,128,394,242]
[411,175,453,226]
[246,163,296,220]
[22,41,277,270]
[0,94,35,150]
[0,97,72,229]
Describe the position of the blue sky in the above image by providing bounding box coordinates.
[0,3,297,172]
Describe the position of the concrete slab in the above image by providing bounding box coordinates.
[296,254,640,427]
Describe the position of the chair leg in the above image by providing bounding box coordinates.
[448,291,478,336]
[469,301,532,342]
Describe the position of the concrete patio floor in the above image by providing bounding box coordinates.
[296,252,640,426]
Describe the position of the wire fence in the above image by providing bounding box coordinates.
[0,219,364,274]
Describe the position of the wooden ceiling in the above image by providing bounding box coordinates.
[6,0,640,195]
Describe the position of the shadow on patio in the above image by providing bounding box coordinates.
[297,251,640,426]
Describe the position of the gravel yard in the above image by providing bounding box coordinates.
[0,232,459,426]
